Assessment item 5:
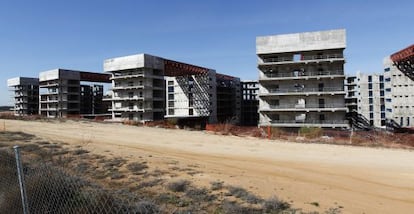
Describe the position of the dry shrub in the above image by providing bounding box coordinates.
[298,127,323,139]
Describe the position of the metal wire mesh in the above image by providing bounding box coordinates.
[0,148,23,214]
[0,147,160,214]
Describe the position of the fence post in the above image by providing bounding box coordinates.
[13,145,29,214]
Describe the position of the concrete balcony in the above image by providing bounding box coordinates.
[260,104,348,112]
[259,54,344,65]
[111,84,153,90]
[109,107,152,112]
[39,83,59,88]
[110,73,145,80]
[265,120,349,128]
[103,96,146,101]
[259,87,345,96]
[260,70,344,80]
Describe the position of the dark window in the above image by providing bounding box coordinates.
[168,81,174,86]
[274,114,280,121]
[381,113,385,119]
[369,98,373,104]
[168,101,174,107]
[381,105,385,111]
[370,113,374,119]
[319,114,325,121]
[369,105,373,111]
[369,91,373,97]
[189,109,193,115]
[380,83,384,89]
[384,67,390,72]
[189,100,194,107]
[168,109,174,115]
[168,94,174,100]
[168,86,174,93]
[368,76,372,82]
[368,83,372,90]
[128,92,133,98]
[318,83,324,92]
[380,91,384,96]
[319,99,325,108]
[379,75,384,82]
[385,77,391,82]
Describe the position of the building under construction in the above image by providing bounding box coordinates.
[240,80,259,126]
[39,69,110,118]
[104,53,241,125]
[257,29,348,128]
[7,77,39,116]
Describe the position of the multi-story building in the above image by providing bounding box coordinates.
[355,72,386,127]
[39,69,110,118]
[104,53,241,124]
[103,54,166,122]
[383,57,414,127]
[216,73,241,124]
[345,76,358,113]
[257,29,348,128]
[240,80,259,126]
[7,77,39,116]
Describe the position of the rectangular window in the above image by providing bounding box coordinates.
[319,114,325,121]
[368,76,372,82]
[189,109,193,115]
[168,81,174,86]
[168,94,174,100]
[370,113,374,119]
[368,83,372,90]
[380,91,384,96]
[318,83,324,92]
[168,109,174,115]
[168,101,174,107]
[319,99,325,108]
[384,67,390,72]
[379,75,384,82]
[189,100,194,107]
[369,105,373,111]
[369,98,373,104]
[386,88,391,92]
[168,86,174,93]
[369,91,373,97]
[380,83,384,89]
[407,117,410,126]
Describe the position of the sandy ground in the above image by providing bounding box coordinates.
[2,119,414,214]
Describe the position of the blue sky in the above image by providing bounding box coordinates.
[1,0,413,105]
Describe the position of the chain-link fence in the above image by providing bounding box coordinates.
[0,146,160,214]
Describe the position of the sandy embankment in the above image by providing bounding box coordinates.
[2,119,414,214]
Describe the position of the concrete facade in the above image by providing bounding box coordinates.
[345,76,358,113]
[104,54,165,122]
[104,53,242,124]
[355,72,386,127]
[165,72,217,123]
[7,77,39,116]
[383,57,414,127]
[257,29,348,128]
[39,69,109,118]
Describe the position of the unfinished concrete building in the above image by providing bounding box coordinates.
[355,72,386,127]
[383,57,414,127]
[7,77,39,116]
[164,62,218,125]
[103,54,166,122]
[345,76,358,113]
[39,69,110,118]
[216,74,241,124]
[104,53,241,124]
[257,29,348,128]
[240,80,259,126]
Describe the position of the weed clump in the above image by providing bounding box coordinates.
[167,180,190,192]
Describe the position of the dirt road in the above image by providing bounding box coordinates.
[2,119,414,213]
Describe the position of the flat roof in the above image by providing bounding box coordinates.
[256,29,346,54]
